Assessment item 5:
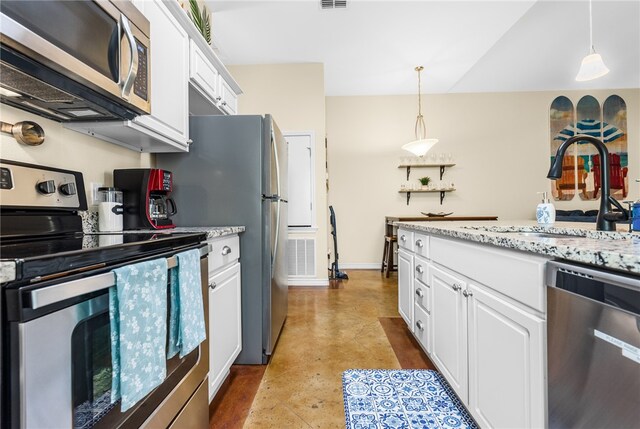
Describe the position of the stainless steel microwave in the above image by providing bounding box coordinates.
[0,0,150,121]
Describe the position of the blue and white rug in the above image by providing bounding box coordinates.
[342,369,478,429]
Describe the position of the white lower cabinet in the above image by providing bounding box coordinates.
[430,265,468,403]
[467,282,545,429]
[397,248,414,329]
[208,261,242,402]
[399,232,548,428]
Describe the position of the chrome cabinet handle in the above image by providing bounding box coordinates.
[221,245,232,256]
[215,96,222,101]
[209,281,217,290]
[452,283,462,292]
[119,15,139,99]
[463,289,473,298]
[416,239,423,248]
[400,234,407,242]
[415,289,424,298]
[415,265,424,274]
[221,101,227,106]
[416,320,425,331]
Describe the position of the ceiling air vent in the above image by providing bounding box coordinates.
[321,0,347,9]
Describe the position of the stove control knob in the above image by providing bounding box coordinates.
[59,182,77,196]
[36,180,56,195]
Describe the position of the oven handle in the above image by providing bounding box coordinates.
[28,244,211,310]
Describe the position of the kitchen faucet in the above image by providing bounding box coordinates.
[547,135,628,231]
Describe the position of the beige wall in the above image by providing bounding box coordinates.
[326,88,640,265]
[228,63,329,283]
[0,104,152,204]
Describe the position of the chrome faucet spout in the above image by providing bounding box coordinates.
[548,134,618,231]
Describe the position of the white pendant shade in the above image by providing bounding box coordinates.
[575,52,610,81]
[402,138,439,157]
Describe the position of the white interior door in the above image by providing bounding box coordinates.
[285,134,313,227]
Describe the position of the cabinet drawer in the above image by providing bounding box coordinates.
[431,236,549,312]
[413,303,430,354]
[414,232,429,259]
[415,279,430,313]
[414,254,429,285]
[398,229,414,251]
[208,235,240,275]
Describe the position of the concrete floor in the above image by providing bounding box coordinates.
[242,270,404,428]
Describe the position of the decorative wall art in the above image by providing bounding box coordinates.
[549,95,627,201]
[549,96,576,201]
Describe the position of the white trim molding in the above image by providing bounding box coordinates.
[340,263,381,270]
[288,277,330,287]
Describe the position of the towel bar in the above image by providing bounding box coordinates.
[29,244,211,310]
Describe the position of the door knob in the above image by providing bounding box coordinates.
[415,265,424,274]
[415,289,424,298]
[416,239,423,248]
[452,283,462,292]
[416,320,425,331]
[221,246,232,256]
[463,289,473,298]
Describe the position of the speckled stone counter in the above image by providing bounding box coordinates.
[114,226,245,239]
[394,220,640,274]
[80,210,244,239]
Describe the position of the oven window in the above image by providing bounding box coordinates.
[71,311,118,429]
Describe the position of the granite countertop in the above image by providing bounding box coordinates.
[112,226,245,240]
[394,220,640,274]
[81,211,244,239]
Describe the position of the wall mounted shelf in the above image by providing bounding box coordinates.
[398,163,455,181]
[398,189,456,205]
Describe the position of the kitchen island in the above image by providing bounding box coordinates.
[393,220,639,429]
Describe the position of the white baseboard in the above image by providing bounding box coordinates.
[339,263,380,270]
[288,277,330,286]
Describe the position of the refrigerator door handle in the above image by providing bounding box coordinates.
[272,200,280,275]
[272,129,281,198]
[270,128,281,273]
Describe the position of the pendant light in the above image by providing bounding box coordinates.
[402,66,438,157]
[575,0,609,82]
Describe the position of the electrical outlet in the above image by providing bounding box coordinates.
[90,182,103,206]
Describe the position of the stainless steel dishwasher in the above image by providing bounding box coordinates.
[547,260,640,429]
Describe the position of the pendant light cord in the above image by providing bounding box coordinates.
[589,0,594,52]
[414,66,426,140]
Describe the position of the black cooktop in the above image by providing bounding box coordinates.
[1,232,207,286]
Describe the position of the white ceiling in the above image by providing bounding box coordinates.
[207,0,640,95]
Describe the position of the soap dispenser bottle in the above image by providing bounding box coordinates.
[536,192,556,226]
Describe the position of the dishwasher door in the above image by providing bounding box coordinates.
[547,261,640,429]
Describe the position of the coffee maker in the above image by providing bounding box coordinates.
[113,169,177,229]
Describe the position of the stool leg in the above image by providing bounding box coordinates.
[381,239,389,272]
[385,240,393,278]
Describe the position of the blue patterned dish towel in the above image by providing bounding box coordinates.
[110,258,168,412]
[167,249,206,359]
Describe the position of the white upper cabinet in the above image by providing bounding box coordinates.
[218,76,238,115]
[134,0,189,144]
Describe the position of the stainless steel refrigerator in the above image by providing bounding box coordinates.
[157,114,288,364]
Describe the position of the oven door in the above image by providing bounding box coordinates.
[0,0,150,115]
[7,249,208,429]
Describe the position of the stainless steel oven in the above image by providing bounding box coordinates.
[1,160,211,428]
[0,0,150,121]
[6,245,209,429]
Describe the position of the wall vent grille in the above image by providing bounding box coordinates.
[288,238,316,276]
[321,0,347,9]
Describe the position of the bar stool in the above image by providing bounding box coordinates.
[381,235,398,278]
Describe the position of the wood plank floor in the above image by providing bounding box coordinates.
[209,270,435,428]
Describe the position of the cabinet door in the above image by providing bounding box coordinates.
[208,262,242,402]
[430,265,468,402]
[467,283,545,429]
[134,0,189,144]
[189,40,219,104]
[397,248,414,330]
[218,76,238,115]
